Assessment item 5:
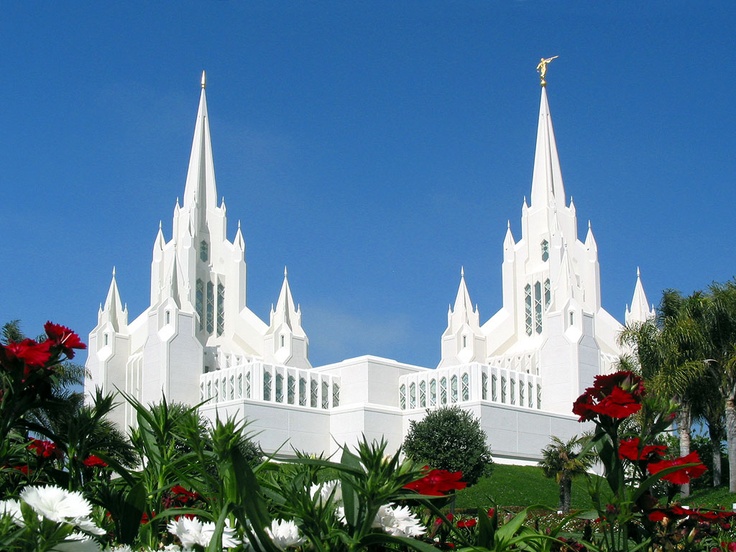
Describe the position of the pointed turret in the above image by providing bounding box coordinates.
[264,268,311,368]
[584,221,597,252]
[530,86,566,209]
[626,268,656,324]
[439,268,486,367]
[182,70,218,232]
[100,267,128,332]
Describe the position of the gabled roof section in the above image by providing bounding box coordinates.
[182,71,218,231]
[530,86,566,210]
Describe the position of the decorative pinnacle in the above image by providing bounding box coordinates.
[201,70,206,89]
[460,266,465,278]
[284,266,288,277]
[536,55,558,87]
[112,266,116,277]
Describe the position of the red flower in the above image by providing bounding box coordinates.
[82,455,108,468]
[28,439,59,459]
[171,484,198,503]
[1,339,53,370]
[618,437,667,462]
[589,386,641,419]
[13,464,30,475]
[404,467,467,495]
[648,452,707,485]
[44,322,86,359]
[457,518,477,528]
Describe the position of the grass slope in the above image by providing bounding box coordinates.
[454,464,736,511]
[455,464,595,511]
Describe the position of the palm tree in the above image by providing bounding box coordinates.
[539,434,592,514]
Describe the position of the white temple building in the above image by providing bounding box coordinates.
[85,72,654,464]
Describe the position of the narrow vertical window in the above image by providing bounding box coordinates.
[524,284,533,336]
[217,283,225,335]
[280,335,285,347]
[482,372,488,400]
[104,333,109,346]
[492,374,498,401]
[450,375,458,403]
[462,335,467,348]
[287,375,295,404]
[419,381,427,407]
[519,380,525,405]
[263,371,272,401]
[440,378,447,405]
[206,281,214,334]
[461,373,470,401]
[510,378,516,405]
[534,281,543,334]
[275,374,284,403]
[544,278,551,309]
[501,376,507,403]
[541,239,549,262]
[199,240,209,262]
[299,377,307,406]
[322,381,329,409]
[528,382,534,408]
[429,379,437,406]
[537,384,542,409]
[409,383,416,409]
[238,374,243,397]
[399,384,406,409]
[245,372,251,398]
[332,383,340,407]
[310,379,318,408]
[196,279,204,330]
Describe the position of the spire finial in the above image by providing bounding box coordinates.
[536,56,558,87]
[201,70,206,89]
[112,266,116,277]
[637,266,641,278]
[460,266,465,278]
[284,266,288,277]
[507,220,511,229]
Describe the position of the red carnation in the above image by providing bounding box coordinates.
[28,439,59,459]
[457,518,477,528]
[44,322,86,359]
[618,437,667,462]
[82,454,108,468]
[1,339,53,370]
[404,467,467,496]
[648,451,707,485]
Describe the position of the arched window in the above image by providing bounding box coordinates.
[450,375,458,403]
[299,377,307,406]
[534,281,543,334]
[287,375,295,404]
[311,379,318,408]
[206,282,214,334]
[196,279,204,330]
[217,283,225,335]
[440,378,448,405]
[482,372,488,400]
[492,374,498,401]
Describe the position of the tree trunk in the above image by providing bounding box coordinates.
[560,477,572,514]
[726,397,736,493]
[708,419,723,487]
[676,404,692,497]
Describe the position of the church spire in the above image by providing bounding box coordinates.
[182,70,218,231]
[100,267,128,332]
[271,267,304,335]
[626,267,656,324]
[530,86,566,210]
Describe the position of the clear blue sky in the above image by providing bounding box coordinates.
[1,1,734,368]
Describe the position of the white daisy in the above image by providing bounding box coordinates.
[167,516,240,549]
[266,519,306,550]
[309,479,342,506]
[20,485,92,522]
[0,498,23,526]
[372,503,425,538]
[49,531,101,551]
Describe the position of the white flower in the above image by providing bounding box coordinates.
[0,498,23,526]
[74,515,107,535]
[167,516,240,549]
[309,479,342,506]
[49,531,102,551]
[20,485,92,522]
[372,503,426,538]
[266,519,305,550]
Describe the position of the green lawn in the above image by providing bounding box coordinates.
[454,464,736,511]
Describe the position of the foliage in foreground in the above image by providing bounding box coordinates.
[1,322,736,551]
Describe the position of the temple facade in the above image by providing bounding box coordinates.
[85,73,654,463]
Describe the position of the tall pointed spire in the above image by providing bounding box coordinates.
[530,86,566,209]
[182,71,218,230]
[101,267,127,332]
[271,267,303,334]
[626,267,656,324]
